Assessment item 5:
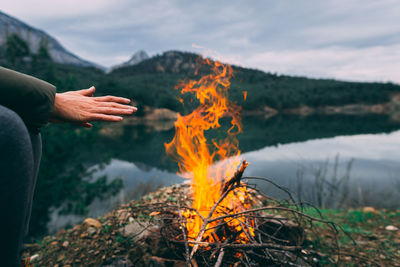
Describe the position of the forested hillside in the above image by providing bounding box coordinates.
[3,35,400,114]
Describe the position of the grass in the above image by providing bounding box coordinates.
[301,207,400,266]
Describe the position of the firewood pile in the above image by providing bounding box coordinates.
[125,175,350,267]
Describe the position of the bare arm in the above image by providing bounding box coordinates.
[51,86,137,128]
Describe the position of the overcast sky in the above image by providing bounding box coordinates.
[2,0,400,83]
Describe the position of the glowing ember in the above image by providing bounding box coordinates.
[165,58,254,244]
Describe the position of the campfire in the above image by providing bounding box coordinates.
[165,58,255,247]
[133,58,347,266]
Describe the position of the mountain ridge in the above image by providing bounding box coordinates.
[0,10,102,69]
[107,50,149,73]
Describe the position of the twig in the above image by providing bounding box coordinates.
[176,240,301,251]
[178,201,191,267]
[221,160,249,194]
[189,184,246,259]
[214,248,225,267]
[190,160,250,259]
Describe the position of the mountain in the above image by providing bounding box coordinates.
[0,10,102,69]
[107,50,400,113]
[110,50,197,75]
[108,50,149,72]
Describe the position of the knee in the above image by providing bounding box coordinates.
[0,105,31,151]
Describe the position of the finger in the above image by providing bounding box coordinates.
[76,86,96,96]
[93,107,136,115]
[94,95,131,104]
[99,102,138,111]
[89,114,123,122]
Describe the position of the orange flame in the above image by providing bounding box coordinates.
[165,58,254,243]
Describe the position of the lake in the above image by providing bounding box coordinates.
[31,114,400,239]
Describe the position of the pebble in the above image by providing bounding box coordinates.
[385,225,399,231]
[29,254,40,262]
[57,254,65,262]
[362,207,377,214]
[84,218,102,229]
[119,222,150,239]
[87,226,97,235]
[62,241,69,248]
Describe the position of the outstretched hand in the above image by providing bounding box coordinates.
[50,86,137,128]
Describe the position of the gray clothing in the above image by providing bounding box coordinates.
[0,104,42,267]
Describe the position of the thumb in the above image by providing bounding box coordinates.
[76,86,95,96]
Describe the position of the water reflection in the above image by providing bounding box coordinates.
[45,160,183,234]
[31,114,400,239]
[242,131,400,208]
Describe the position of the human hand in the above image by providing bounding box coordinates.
[50,86,137,128]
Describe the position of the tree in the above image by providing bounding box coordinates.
[5,33,30,65]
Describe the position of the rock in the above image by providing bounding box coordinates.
[149,256,186,267]
[100,255,133,267]
[57,254,65,262]
[149,211,160,216]
[362,207,377,214]
[62,241,69,248]
[29,254,40,262]
[119,222,151,239]
[87,226,97,235]
[51,241,58,246]
[117,210,130,221]
[385,225,399,231]
[80,232,88,239]
[84,218,102,229]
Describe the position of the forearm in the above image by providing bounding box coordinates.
[0,67,56,132]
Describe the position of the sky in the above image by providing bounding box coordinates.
[2,0,400,83]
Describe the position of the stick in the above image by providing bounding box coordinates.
[176,240,301,251]
[178,201,191,267]
[214,248,225,267]
[221,160,249,194]
[190,160,249,260]
[188,184,243,260]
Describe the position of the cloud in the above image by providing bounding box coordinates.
[240,44,400,83]
[2,0,400,83]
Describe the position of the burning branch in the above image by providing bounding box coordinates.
[189,183,245,260]
[221,159,249,194]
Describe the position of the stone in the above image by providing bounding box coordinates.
[87,226,97,235]
[100,256,134,267]
[57,254,65,262]
[29,254,40,262]
[84,218,102,228]
[62,241,69,248]
[149,256,185,267]
[362,207,377,214]
[80,232,88,239]
[385,225,399,231]
[117,209,130,221]
[119,222,151,239]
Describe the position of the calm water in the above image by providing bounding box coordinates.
[35,114,400,238]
